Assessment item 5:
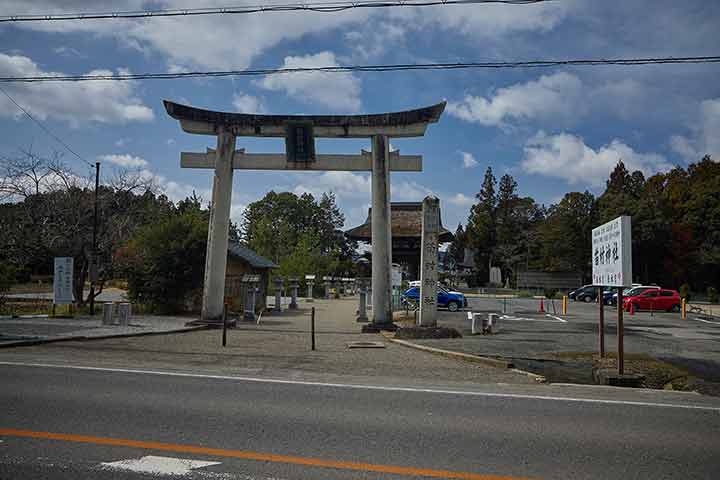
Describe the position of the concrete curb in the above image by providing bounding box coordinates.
[380,332,547,382]
[0,325,208,349]
[381,332,509,368]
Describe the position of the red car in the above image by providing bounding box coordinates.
[623,288,681,313]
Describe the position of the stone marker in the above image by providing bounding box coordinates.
[323,276,332,299]
[357,279,369,322]
[418,196,440,327]
[273,277,283,312]
[102,302,115,326]
[305,274,315,302]
[118,303,131,326]
[289,277,299,310]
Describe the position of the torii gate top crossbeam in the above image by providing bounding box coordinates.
[163,100,446,138]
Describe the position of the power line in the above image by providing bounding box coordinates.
[0,56,718,83]
[0,0,552,23]
[0,85,93,168]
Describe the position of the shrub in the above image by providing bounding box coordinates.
[708,287,718,304]
[679,283,692,301]
[544,287,558,299]
[115,211,208,313]
[517,290,533,298]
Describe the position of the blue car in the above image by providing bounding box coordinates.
[402,286,467,312]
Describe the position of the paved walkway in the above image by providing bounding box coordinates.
[0,298,536,387]
[0,315,200,346]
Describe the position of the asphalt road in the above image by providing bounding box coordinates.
[2,363,720,479]
[429,296,720,386]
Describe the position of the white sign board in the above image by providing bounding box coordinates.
[418,197,440,327]
[592,216,632,287]
[53,257,74,305]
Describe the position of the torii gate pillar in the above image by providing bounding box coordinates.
[371,135,392,325]
[202,126,235,321]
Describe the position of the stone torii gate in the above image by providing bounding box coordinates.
[163,100,445,326]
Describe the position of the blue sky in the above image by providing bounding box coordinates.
[1,0,719,231]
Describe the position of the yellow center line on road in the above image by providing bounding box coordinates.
[0,427,527,480]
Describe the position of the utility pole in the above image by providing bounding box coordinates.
[89,161,100,316]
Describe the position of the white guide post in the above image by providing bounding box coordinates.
[418,196,440,327]
[201,126,236,321]
[371,135,392,325]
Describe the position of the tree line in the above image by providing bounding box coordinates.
[0,148,356,312]
[448,155,719,294]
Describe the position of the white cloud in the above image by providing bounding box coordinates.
[522,131,671,187]
[448,72,584,127]
[670,98,720,162]
[4,1,569,73]
[232,92,264,113]
[256,52,361,112]
[460,151,479,168]
[290,171,370,200]
[98,154,148,168]
[446,193,475,207]
[0,53,153,126]
[343,22,406,61]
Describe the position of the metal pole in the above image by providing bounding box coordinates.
[598,287,605,358]
[617,287,624,375]
[90,161,100,316]
[310,306,316,351]
[222,303,227,347]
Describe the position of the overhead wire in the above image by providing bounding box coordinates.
[0,85,93,168]
[0,0,553,22]
[0,56,718,83]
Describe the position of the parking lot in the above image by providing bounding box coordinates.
[414,295,720,391]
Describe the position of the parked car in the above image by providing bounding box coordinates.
[402,286,467,312]
[623,288,681,313]
[601,289,615,305]
[569,284,593,301]
[570,285,600,303]
[609,285,660,305]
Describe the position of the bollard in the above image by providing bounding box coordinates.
[562,295,568,315]
[628,302,635,316]
[310,306,316,351]
[102,302,115,325]
[469,312,478,335]
[539,298,545,313]
[681,298,686,320]
[117,303,131,326]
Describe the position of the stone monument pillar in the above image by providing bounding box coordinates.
[418,196,440,327]
[357,279,369,322]
[273,277,283,312]
[289,277,299,310]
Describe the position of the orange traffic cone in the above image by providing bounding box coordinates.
[539,298,545,313]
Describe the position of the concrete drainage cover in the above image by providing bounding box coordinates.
[347,341,386,349]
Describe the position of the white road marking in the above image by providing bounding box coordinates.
[544,314,568,323]
[498,315,565,323]
[694,317,720,325]
[101,455,220,475]
[1,361,719,412]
